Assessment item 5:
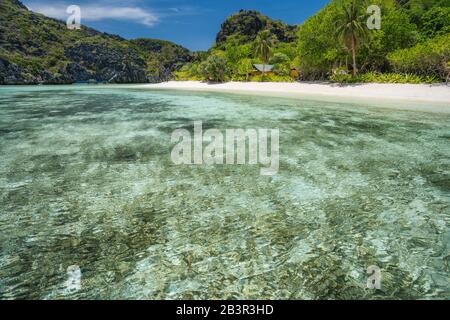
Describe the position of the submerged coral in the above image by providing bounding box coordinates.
[0,86,448,299]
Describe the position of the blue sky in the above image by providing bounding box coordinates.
[23,0,330,51]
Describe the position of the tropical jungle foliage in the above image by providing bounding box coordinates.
[1,0,449,84]
[177,0,450,83]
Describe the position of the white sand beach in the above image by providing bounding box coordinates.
[134,81,450,112]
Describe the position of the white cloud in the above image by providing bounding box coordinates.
[29,3,159,27]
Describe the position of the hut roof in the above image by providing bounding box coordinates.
[253,64,274,72]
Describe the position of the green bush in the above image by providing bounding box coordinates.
[269,53,290,65]
[387,33,450,80]
[330,71,439,84]
[174,71,202,81]
[359,72,439,84]
[174,62,204,80]
[268,53,291,76]
[329,67,352,82]
[420,6,450,38]
[199,55,228,82]
[273,64,291,76]
[236,58,254,80]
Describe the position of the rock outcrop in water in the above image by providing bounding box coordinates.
[0,0,193,84]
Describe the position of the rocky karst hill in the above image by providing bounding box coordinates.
[0,0,193,84]
[216,10,297,45]
[129,39,193,82]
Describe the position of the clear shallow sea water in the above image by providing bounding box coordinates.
[0,85,449,299]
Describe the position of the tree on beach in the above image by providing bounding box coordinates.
[199,55,228,82]
[254,30,275,78]
[237,58,254,80]
[335,0,369,75]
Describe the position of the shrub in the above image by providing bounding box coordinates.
[199,55,228,82]
[359,72,439,84]
[236,58,254,80]
[420,7,450,38]
[174,63,201,80]
[387,33,450,80]
[329,67,352,82]
[329,71,439,84]
[269,53,290,65]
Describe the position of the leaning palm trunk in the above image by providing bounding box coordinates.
[351,35,357,76]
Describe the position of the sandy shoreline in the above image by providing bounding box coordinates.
[132,81,450,113]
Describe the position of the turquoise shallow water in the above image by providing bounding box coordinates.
[0,85,449,299]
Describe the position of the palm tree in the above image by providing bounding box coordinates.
[335,0,369,76]
[254,30,274,79]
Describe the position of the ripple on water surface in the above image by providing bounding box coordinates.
[0,86,449,299]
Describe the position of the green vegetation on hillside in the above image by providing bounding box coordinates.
[0,0,192,84]
[178,1,450,83]
[1,0,449,84]
[175,10,299,82]
[129,39,193,81]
